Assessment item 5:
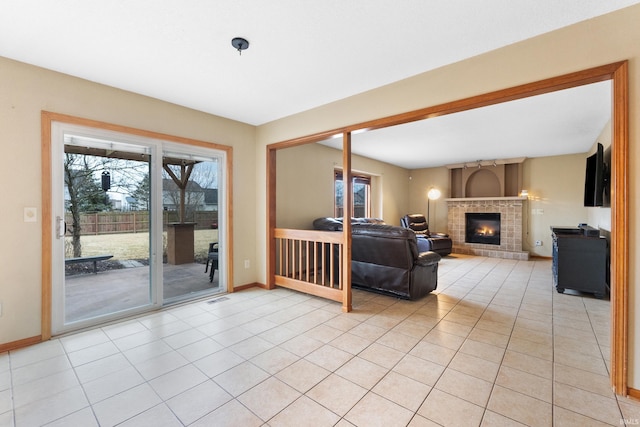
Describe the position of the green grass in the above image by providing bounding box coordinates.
[65,229,219,261]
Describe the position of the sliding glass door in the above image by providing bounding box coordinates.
[51,123,226,334]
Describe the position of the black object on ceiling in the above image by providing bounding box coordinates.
[231,37,249,55]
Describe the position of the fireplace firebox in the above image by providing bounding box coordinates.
[465,213,501,245]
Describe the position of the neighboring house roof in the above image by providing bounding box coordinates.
[162,178,205,192]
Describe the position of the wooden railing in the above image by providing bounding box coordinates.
[274,228,350,307]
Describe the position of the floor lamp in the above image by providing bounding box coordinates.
[427,187,441,230]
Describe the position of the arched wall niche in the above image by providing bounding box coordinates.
[449,161,522,198]
[465,168,502,197]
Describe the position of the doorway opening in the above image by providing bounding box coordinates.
[267,61,628,394]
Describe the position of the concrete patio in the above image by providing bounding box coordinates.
[64,262,223,323]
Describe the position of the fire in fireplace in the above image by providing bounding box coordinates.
[465,213,501,245]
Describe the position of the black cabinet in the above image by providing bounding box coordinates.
[551,226,609,298]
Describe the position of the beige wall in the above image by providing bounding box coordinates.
[407,167,450,233]
[257,6,639,387]
[276,143,409,229]
[0,57,257,344]
[522,154,589,256]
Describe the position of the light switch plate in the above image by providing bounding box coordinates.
[24,207,37,222]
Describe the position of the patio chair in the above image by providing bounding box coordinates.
[205,242,219,282]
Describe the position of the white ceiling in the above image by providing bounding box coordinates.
[323,81,612,169]
[0,1,634,168]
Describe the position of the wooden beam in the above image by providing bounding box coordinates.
[342,133,352,313]
[266,146,277,290]
[610,61,629,396]
[40,112,53,341]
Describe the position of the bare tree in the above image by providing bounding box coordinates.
[64,151,150,256]
[64,154,110,257]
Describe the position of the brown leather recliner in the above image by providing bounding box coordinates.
[313,217,441,300]
[401,214,453,256]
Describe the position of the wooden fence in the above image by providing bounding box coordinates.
[65,211,218,235]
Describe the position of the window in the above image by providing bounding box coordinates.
[334,170,371,218]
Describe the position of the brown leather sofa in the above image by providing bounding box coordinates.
[401,214,453,256]
[313,217,441,300]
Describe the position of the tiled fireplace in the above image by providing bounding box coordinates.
[446,197,529,260]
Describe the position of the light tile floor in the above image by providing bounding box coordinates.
[2,254,640,426]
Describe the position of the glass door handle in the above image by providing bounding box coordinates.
[56,216,66,239]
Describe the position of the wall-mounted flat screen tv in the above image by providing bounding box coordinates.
[584,142,606,207]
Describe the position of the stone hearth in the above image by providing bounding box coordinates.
[446,197,529,260]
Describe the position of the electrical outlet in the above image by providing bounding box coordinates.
[535,240,543,246]
[244,259,250,269]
